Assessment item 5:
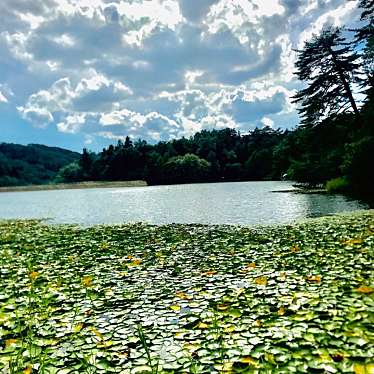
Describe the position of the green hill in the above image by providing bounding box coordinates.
[0,143,80,186]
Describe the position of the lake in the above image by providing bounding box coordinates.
[0,181,369,226]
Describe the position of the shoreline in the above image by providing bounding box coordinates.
[0,180,147,193]
[0,180,323,194]
[271,188,327,194]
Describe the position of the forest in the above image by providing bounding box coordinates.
[0,143,79,186]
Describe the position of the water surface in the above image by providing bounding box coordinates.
[0,181,368,225]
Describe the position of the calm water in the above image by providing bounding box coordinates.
[0,181,368,226]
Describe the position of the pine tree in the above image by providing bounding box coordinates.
[355,0,374,97]
[356,0,374,42]
[293,27,362,126]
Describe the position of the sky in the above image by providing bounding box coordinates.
[0,0,363,152]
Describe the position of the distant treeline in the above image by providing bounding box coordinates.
[0,143,79,186]
[56,127,287,185]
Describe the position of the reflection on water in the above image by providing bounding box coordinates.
[0,181,368,226]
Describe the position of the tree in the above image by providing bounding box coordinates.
[79,148,95,178]
[355,0,374,97]
[161,154,211,184]
[356,0,374,44]
[124,136,133,148]
[293,27,362,126]
[54,162,83,183]
[244,149,273,180]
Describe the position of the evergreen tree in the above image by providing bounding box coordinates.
[293,27,362,126]
[355,0,374,97]
[356,0,374,43]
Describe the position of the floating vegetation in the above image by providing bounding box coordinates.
[0,211,373,373]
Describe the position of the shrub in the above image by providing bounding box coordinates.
[326,177,351,193]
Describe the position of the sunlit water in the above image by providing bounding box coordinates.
[0,181,368,226]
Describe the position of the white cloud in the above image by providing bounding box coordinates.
[184,70,204,87]
[99,110,182,141]
[53,33,75,47]
[19,70,132,122]
[205,0,285,44]
[200,113,237,130]
[117,0,183,46]
[276,34,297,82]
[0,0,363,146]
[56,113,86,133]
[261,116,274,128]
[0,91,8,103]
[300,0,319,16]
[2,31,33,62]
[19,107,54,128]
[298,1,359,48]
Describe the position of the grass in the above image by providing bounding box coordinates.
[0,211,373,373]
[0,180,147,193]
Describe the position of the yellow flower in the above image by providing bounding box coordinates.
[29,271,39,280]
[82,275,93,287]
[246,262,256,269]
[290,245,300,252]
[254,319,262,327]
[255,276,268,286]
[128,259,142,266]
[353,363,374,374]
[196,322,209,329]
[306,275,321,283]
[277,306,286,316]
[5,338,18,347]
[175,291,193,300]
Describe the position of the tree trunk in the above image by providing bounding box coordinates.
[329,47,360,118]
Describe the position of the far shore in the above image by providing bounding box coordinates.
[0,180,147,193]
[0,180,330,194]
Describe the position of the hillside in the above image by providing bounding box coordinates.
[0,143,80,186]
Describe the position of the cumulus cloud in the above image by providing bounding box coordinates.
[18,70,132,127]
[56,109,182,142]
[205,0,286,45]
[297,1,359,48]
[0,0,363,147]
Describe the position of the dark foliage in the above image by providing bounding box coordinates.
[0,143,79,186]
[58,127,286,185]
[293,27,362,126]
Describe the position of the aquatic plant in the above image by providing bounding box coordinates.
[0,212,373,372]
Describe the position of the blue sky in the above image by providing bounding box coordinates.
[0,0,363,152]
